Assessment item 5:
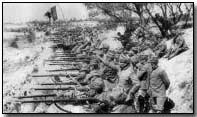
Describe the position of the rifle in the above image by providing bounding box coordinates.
[48,63,79,66]
[40,82,87,86]
[15,97,105,104]
[53,58,91,60]
[34,87,75,91]
[47,68,80,72]
[55,51,72,54]
[45,59,90,62]
[31,74,78,78]
[46,61,81,64]
[53,56,90,59]
[15,94,57,99]
[33,86,89,91]
[53,55,76,57]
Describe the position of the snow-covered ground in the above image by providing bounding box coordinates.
[3,25,54,113]
[159,28,193,113]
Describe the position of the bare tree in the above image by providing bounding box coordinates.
[145,3,185,37]
[167,3,183,24]
[183,3,193,28]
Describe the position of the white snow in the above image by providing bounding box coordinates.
[159,28,193,113]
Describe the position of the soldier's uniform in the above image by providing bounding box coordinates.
[75,67,90,82]
[154,39,167,58]
[148,57,170,112]
[165,31,188,59]
[97,54,140,113]
[83,60,105,97]
[137,62,152,113]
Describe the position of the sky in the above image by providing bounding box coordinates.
[3,3,89,23]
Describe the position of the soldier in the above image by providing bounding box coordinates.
[99,44,110,72]
[83,59,105,97]
[136,56,153,113]
[99,52,118,91]
[101,44,110,55]
[116,32,129,48]
[75,66,90,83]
[97,54,140,113]
[147,57,170,113]
[164,30,188,60]
[154,38,167,58]
[75,41,91,55]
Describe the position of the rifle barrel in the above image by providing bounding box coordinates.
[31,74,78,78]
[40,82,87,85]
[40,82,77,85]
[48,63,79,66]
[47,68,80,72]
[16,94,57,99]
[53,55,76,57]
[17,98,102,104]
[34,87,74,91]
[45,59,90,62]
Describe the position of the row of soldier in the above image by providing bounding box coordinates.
[52,25,189,113]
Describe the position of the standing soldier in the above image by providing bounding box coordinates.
[148,57,170,113]
[136,57,152,113]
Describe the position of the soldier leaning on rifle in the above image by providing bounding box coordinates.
[147,57,170,113]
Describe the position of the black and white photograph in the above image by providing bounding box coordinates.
[2,2,194,113]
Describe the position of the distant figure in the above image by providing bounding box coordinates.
[164,30,188,60]
[117,32,129,48]
[154,38,168,58]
